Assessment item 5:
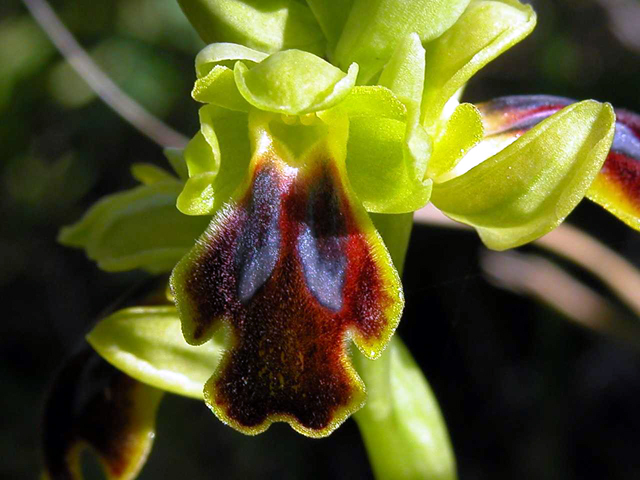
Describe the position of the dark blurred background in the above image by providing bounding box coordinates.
[1,0,640,478]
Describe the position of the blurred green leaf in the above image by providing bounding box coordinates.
[0,16,55,109]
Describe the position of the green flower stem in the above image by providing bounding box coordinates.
[354,213,457,480]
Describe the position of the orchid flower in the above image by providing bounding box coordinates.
[43,1,640,479]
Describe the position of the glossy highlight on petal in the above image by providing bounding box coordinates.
[42,345,162,480]
[171,145,403,437]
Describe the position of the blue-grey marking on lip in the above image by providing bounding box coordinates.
[298,170,347,312]
[235,165,282,304]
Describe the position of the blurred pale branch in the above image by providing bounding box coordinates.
[415,204,640,345]
[21,0,189,148]
[595,0,640,54]
[481,249,640,348]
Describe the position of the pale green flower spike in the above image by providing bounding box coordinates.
[183,45,435,216]
[54,1,632,479]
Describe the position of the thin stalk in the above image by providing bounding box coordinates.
[21,0,189,148]
[354,213,458,480]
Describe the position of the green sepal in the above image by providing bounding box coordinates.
[428,102,484,179]
[431,100,616,250]
[87,306,224,400]
[378,32,432,207]
[421,0,536,129]
[234,50,358,115]
[378,33,425,111]
[163,147,188,181]
[334,0,470,84]
[354,336,457,480]
[177,105,250,215]
[177,0,326,56]
[130,163,178,185]
[59,181,210,273]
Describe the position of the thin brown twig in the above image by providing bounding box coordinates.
[21,0,189,149]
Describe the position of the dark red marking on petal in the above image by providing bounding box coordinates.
[171,149,402,436]
[476,94,571,136]
[588,109,640,226]
[600,151,640,206]
[43,345,162,480]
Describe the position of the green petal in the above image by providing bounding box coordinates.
[177,0,326,56]
[234,50,358,115]
[347,115,432,214]
[130,163,178,185]
[305,0,354,55]
[87,306,224,400]
[339,85,406,121]
[195,42,268,78]
[344,65,432,213]
[59,181,210,273]
[354,337,457,480]
[428,102,484,179]
[334,0,470,84]
[431,100,616,250]
[177,105,251,215]
[421,0,536,129]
